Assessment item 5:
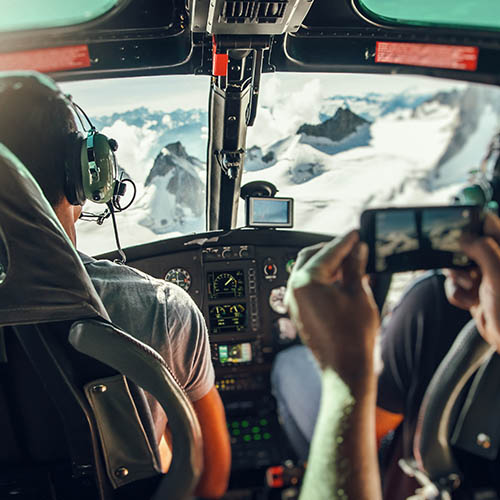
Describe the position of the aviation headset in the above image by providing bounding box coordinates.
[0,71,120,207]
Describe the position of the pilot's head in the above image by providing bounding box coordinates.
[0,72,78,209]
[0,72,123,246]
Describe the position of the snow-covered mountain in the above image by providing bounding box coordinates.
[76,83,500,256]
[140,142,205,235]
[240,84,500,234]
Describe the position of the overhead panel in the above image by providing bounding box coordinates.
[191,0,314,35]
[357,0,500,31]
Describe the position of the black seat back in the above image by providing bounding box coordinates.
[0,143,202,500]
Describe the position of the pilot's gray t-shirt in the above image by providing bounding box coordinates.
[79,253,214,436]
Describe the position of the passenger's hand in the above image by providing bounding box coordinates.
[459,212,500,352]
[286,231,380,382]
[444,267,481,311]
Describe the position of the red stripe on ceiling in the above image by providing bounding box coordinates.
[0,45,91,73]
[375,41,479,72]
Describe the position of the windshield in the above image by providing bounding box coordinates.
[62,75,210,255]
[1,0,120,32]
[64,73,500,256]
[357,0,500,31]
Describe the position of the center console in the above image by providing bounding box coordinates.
[202,245,290,477]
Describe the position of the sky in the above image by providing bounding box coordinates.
[60,72,466,117]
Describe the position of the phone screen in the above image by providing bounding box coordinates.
[361,205,483,273]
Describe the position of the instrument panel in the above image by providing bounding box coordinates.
[110,229,330,481]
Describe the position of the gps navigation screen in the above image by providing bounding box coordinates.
[247,197,293,227]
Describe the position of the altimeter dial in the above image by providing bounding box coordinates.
[164,267,191,291]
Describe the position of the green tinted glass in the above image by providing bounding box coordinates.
[1,0,119,32]
[358,0,500,31]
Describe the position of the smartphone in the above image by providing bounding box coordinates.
[360,205,484,274]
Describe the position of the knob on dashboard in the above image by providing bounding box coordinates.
[221,247,232,258]
[263,262,278,278]
[239,246,249,258]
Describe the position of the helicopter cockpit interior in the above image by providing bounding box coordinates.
[3,0,500,499]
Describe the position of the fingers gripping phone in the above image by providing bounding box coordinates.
[360,205,484,273]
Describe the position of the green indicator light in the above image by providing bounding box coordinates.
[259,419,268,426]
[241,420,249,428]
[263,433,271,440]
[254,434,261,441]
[231,422,239,428]
[252,426,260,434]
[243,435,251,442]
[232,429,240,436]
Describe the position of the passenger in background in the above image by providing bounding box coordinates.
[272,269,471,497]
[285,214,500,499]
[0,72,230,499]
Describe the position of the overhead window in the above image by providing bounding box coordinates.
[1,0,119,32]
[357,0,500,31]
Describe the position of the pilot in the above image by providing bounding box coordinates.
[0,72,231,499]
[283,214,500,499]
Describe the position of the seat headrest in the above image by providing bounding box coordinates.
[0,143,109,326]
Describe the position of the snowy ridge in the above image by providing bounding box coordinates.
[77,83,500,256]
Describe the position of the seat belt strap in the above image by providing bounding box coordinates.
[451,352,500,460]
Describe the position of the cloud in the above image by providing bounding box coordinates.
[102,120,159,184]
[247,76,321,148]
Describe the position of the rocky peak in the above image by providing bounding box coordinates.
[297,108,370,142]
[164,141,189,159]
[145,141,197,186]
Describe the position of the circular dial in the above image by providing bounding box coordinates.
[213,272,239,296]
[286,258,296,274]
[164,267,191,291]
[269,286,288,314]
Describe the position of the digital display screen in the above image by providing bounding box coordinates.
[207,270,245,299]
[218,343,252,364]
[374,207,473,272]
[209,303,247,333]
[247,197,293,227]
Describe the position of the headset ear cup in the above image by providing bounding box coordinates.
[64,132,86,205]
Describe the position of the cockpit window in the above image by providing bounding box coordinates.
[240,73,500,235]
[356,0,500,31]
[65,75,209,255]
[67,73,500,255]
[2,0,120,32]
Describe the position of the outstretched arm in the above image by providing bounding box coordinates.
[286,231,382,500]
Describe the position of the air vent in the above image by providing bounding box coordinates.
[220,0,288,24]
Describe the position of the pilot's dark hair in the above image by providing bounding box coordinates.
[0,78,77,207]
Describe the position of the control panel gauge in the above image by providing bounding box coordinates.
[208,270,245,299]
[164,267,191,291]
[218,342,252,364]
[209,303,247,333]
[263,260,278,280]
[269,286,287,314]
[286,258,296,274]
